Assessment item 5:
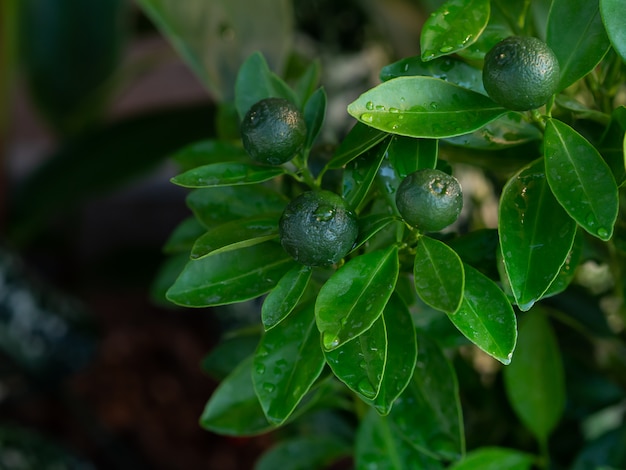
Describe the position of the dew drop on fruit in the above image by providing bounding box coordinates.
[357,378,377,398]
[360,113,374,123]
[314,204,335,222]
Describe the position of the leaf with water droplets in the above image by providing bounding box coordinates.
[342,138,391,211]
[171,162,286,188]
[262,264,312,330]
[252,303,325,425]
[347,77,506,139]
[420,0,491,61]
[544,118,618,241]
[499,159,577,311]
[328,122,389,169]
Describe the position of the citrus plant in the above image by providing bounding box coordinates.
[152,0,626,468]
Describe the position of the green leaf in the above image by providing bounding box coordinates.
[450,264,517,364]
[387,135,438,177]
[499,158,577,311]
[324,313,387,401]
[328,122,388,169]
[252,303,326,425]
[150,253,191,306]
[420,0,490,61]
[294,59,321,107]
[262,264,312,330]
[255,436,350,470]
[547,0,611,90]
[163,217,206,254]
[356,409,444,470]
[200,357,275,436]
[187,185,287,228]
[503,308,566,444]
[601,0,626,62]
[342,138,390,211]
[191,214,279,259]
[456,6,513,61]
[448,447,535,470]
[414,236,465,314]
[390,331,464,461]
[352,214,400,251]
[598,105,626,185]
[315,246,399,350]
[171,161,285,188]
[166,241,296,307]
[541,229,584,299]
[347,77,507,138]
[201,329,261,380]
[303,87,326,150]
[171,139,248,172]
[545,119,618,240]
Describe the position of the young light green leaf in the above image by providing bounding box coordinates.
[414,236,465,314]
[547,0,611,90]
[387,135,438,177]
[390,331,465,461]
[499,159,577,311]
[262,264,312,330]
[256,436,350,470]
[420,0,490,61]
[303,87,326,150]
[252,303,326,425]
[352,214,400,252]
[166,241,296,307]
[328,122,389,169]
[315,246,399,351]
[347,77,507,138]
[342,138,390,211]
[191,215,279,260]
[171,139,249,171]
[545,119,618,240]
[601,0,626,62]
[448,447,535,470]
[324,314,387,401]
[450,264,517,364]
[503,308,566,444]
[171,162,285,188]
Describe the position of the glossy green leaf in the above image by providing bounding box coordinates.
[366,294,418,415]
[380,55,485,93]
[294,59,321,107]
[191,215,279,259]
[328,122,388,169]
[503,308,566,444]
[545,119,618,240]
[324,314,387,401]
[166,241,296,307]
[448,447,535,470]
[414,236,465,314]
[255,436,350,470]
[187,185,287,228]
[171,139,248,171]
[137,0,292,101]
[388,135,438,177]
[390,331,464,460]
[171,162,285,188]
[252,303,326,425]
[356,409,444,470]
[456,6,512,61]
[303,87,326,150]
[150,253,191,306]
[347,77,507,138]
[201,330,261,380]
[601,0,626,62]
[450,264,517,365]
[163,217,206,254]
[200,356,275,436]
[352,214,399,251]
[262,264,312,330]
[316,246,399,350]
[343,138,390,211]
[499,159,577,311]
[547,0,611,90]
[420,0,490,61]
[542,229,584,299]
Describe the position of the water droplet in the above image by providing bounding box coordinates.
[314,204,335,222]
[263,382,275,393]
[365,101,374,110]
[389,107,399,113]
[597,227,609,239]
[360,113,374,123]
[375,105,385,111]
[255,364,266,375]
[357,378,377,398]
[399,97,406,104]
[323,331,340,350]
[430,101,439,110]
[586,214,596,227]
[403,63,409,72]
[439,45,454,53]
[391,123,399,131]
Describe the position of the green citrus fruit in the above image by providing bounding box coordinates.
[396,169,463,232]
[482,36,560,111]
[241,97,307,165]
[279,190,358,267]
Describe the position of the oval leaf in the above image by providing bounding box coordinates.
[414,236,465,314]
[503,308,566,444]
[303,87,327,150]
[388,135,438,177]
[601,0,626,62]
[328,122,388,169]
[545,119,618,240]
[347,77,507,138]
[420,0,490,61]
[171,162,285,188]
[315,246,399,350]
[450,264,517,364]
[343,138,390,211]
[262,264,312,330]
[166,241,296,307]
[253,303,326,425]
[256,437,350,470]
[449,447,535,470]
[499,158,578,310]
[352,214,399,251]
[171,139,249,171]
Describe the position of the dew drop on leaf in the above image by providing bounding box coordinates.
[323,331,340,350]
[357,378,377,398]
[360,113,374,123]
[255,364,266,375]
[366,101,374,110]
[597,227,609,239]
[439,45,454,53]
[262,382,275,393]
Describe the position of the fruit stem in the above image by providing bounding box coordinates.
[529,109,546,132]
[289,153,319,189]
